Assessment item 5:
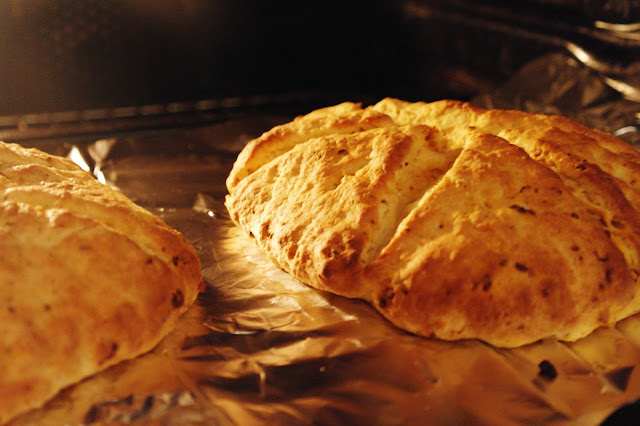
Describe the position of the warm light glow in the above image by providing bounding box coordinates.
[67,146,91,172]
[94,168,108,185]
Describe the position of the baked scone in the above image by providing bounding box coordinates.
[225,98,640,348]
[0,141,202,423]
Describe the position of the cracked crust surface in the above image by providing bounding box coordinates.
[225,98,640,348]
[0,142,202,423]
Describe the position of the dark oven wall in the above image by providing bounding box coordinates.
[0,0,540,117]
[2,0,636,121]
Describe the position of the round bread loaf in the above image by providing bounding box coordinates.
[0,141,202,423]
[225,98,640,348]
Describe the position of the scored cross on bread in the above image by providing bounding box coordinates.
[225,98,640,348]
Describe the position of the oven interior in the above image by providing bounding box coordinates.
[1,1,640,424]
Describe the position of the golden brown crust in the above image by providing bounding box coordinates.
[225,102,394,192]
[367,132,635,346]
[225,98,640,348]
[0,142,202,423]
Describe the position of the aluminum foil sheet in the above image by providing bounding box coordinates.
[8,54,640,425]
[473,52,640,147]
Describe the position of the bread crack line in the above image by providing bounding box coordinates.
[225,97,640,347]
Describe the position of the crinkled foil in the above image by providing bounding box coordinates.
[9,54,640,425]
[473,52,640,147]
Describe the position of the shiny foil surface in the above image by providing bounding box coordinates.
[8,53,640,425]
